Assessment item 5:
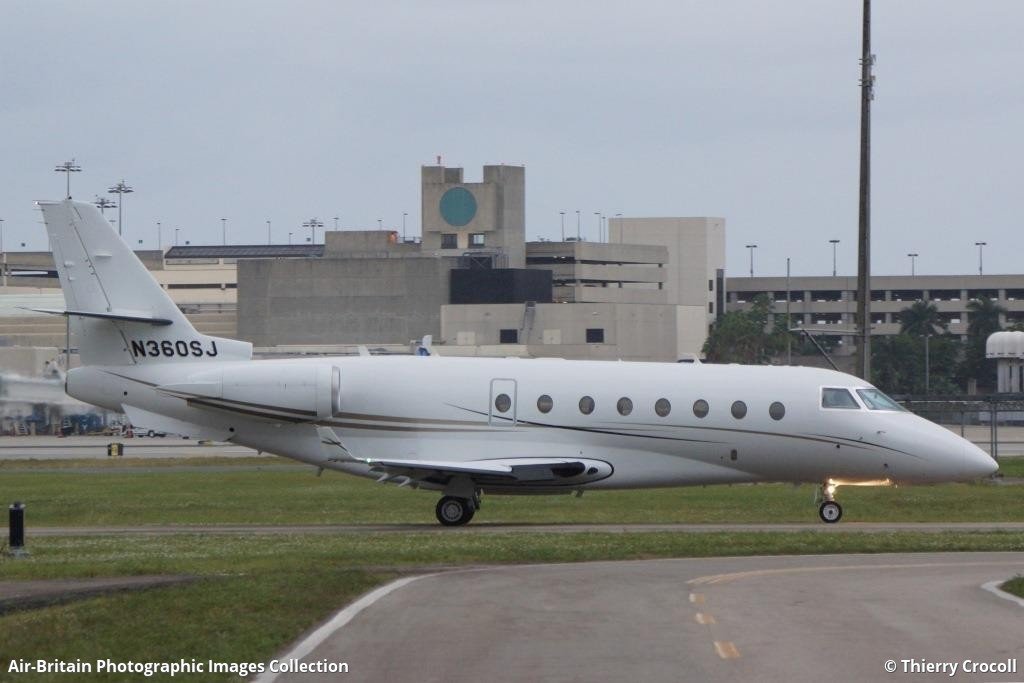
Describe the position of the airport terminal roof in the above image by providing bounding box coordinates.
[164,244,324,259]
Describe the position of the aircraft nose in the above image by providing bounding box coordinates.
[963,440,998,479]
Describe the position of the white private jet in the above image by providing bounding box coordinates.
[35,199,997,525]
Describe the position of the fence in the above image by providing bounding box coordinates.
[897,394,1024,461]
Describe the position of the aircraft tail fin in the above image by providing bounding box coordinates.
[37,199,251,366]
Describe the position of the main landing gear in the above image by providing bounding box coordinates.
[818,483,842,524]
[435,495,479,526]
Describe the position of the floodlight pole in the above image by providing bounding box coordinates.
[559,211,565,242]
[107,180,134,237]
[855,0,875,381]
[54,159,82,198]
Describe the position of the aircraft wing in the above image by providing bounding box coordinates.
[357,456,613,488]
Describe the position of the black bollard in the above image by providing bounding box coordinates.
[9,502,26,555]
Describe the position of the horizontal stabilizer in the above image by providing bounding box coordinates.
[21,307,174,325]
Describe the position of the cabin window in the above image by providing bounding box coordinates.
[494,393,512,413]
[821,388,860,409]
[579,396,595,415]
[655,398,671,417]
[617,397,633,416]
[731,401,747,419]
[537,394,553,413]
[693,399,709,418]
[769,401,786,420]
[856,388,905,411]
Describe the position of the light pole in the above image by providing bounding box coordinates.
[54,159,81,198]
[924,334,931,395]
[221,218,227,245]
[174,228,180,246]
[303,218,323,244]
[107,180,134,237]
[402,212,407,241]
[746,244,758,277]
[0,218,5,288]
[266,220,271,245]
[593,212,602,243]
[559,211,565,242]
[614,213,622,243]
[575,210,581,240]
[156,221,162,249]
[829,239,840,276]
[94,196,116,215]
[333,216,340,231]
[377,218,382,231]
[975,241,987,275]
[907,252,918,276]
[288,231,293,245]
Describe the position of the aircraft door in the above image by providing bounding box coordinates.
[489,378,517,427]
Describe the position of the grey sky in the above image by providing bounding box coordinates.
[2,1,1021,277]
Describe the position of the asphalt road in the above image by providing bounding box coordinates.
[267,552,1024,683]
[0,435,255,459]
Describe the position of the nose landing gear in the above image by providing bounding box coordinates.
[818,483,843,523]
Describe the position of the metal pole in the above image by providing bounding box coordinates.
[117,198,123,237]
[924,334,930,395]
[8,502,26,555]
[786,257,792,366]
[267,221,271,245]
[976,242,986,276]
[559,212,565,242]
[221,218,227,245]
[855,0,874,381]
[402,213,407,241]
[575,210,580,240]
[830,239,839,277]
[157,221,162,249]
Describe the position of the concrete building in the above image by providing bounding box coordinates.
[525,241,668,305]
[421,164,526,268]
[237,230,455,347]
[609,217,726,324]
[726,274,1024,354]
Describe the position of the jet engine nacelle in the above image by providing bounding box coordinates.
[158,362,341,421]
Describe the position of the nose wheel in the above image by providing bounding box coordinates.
[818,500,842,523]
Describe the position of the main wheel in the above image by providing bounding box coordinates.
[818,500,843,524]
[436,496,475,526]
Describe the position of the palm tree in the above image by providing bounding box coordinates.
[966,296,1006,339]
[899,300,947,337]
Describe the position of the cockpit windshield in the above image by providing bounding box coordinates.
[821,387,860,409]
[856,388,905,411]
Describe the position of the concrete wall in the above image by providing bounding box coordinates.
[238,256,457,346]
[608,217,725,325]
[441,302,683,361]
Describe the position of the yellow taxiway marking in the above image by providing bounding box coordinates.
[714,641,741,659]
[689,592,705,604]
[694,612,716,625]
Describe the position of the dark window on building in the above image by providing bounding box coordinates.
[769,402,786,420]
[441,233,458,249]
[708,279,714,292]
[537,395,553,413]
[617,397,633,416]
[708,302,714,314]
[494,394,512,413]
[731,401,747,419]
[469,233,485,248]
[693,399,709,418]
[579,396,595,415]
[655,398,671,417]
[586,328,605,343]
[499,329,518,344]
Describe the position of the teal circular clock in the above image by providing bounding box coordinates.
[439,187,477,226]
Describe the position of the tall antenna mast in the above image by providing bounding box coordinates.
[855,0,875,380]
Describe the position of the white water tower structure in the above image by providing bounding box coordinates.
[986,331,1024,393]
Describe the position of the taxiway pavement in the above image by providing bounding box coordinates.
[267,552,1024,683]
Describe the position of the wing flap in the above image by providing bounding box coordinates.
[361,456,613,487]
